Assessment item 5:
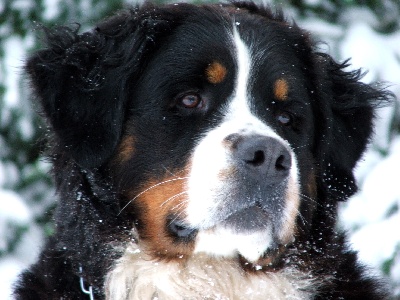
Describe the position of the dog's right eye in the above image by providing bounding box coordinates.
[178,94,204,109]
[276,111,293,126]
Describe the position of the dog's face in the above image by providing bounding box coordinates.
[27,3,383,267]
[114,19,316,263]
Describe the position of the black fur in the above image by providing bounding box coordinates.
[14,2,392,299]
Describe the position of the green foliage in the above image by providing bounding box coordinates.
[0,0,128,257]
[0,224,28,257]
[284,0,400,33]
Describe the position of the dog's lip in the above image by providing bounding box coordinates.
[174,201,272,234]
[219,203,271,230]
[240,242,287,270]
[167,215,198,241]
[191,203,271,232]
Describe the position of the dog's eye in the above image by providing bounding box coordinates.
[179,94,203,109]
[276,112,292,125]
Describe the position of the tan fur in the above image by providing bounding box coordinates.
[206,62,227,84]
[105,242,318,300]
[273,79,289,101]
[126,171,194,258]
[116,135,135,163]
[279,177,301,243]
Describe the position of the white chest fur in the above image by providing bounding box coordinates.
[105,243,318,300]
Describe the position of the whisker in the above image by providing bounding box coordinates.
[160,191,188,207]
[281,202,308,226]
[162,165,181,177]
[291,143,311,151]
[295,209,308,225]
[170,199,189,212]
[118,177,189,215]
[168,205,189,226]
[162,165,191,178]
[298,193,322,207]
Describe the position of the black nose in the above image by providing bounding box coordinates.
[229,135,292,184]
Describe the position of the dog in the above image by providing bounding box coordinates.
[14,1,392,299]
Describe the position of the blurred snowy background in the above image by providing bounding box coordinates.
[0,0,399,298]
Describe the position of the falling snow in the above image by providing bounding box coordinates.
[1,2,399,299]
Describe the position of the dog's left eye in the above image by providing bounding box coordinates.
[178,94,204,109]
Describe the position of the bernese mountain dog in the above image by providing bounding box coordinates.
[14,1,392,299]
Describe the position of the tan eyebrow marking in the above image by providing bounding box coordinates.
[274,78,289,101]
[206,61,227,84]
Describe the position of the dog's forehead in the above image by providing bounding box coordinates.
[152,20,236,73]
[142,13,307,96]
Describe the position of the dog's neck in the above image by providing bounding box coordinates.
[103,241,321,300]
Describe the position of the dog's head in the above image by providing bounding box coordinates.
[27,2,390,266]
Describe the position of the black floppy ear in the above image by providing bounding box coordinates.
[26,22,129,169]
[314,53,392,201]
[26,8,176,168]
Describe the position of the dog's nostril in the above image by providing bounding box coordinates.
[275,154,290,171]
[245,150,265,167]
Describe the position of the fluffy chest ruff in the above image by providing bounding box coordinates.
[105,242,317,300]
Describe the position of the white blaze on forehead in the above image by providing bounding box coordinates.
[224,28,284,140]
[227,27,251,120]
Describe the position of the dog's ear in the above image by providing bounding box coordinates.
[26,7,180,169]
[314,53,392,201]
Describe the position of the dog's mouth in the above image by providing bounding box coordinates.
[166,203,288,265]
[167,202,272,236]
[167,204,271,241]
[166,207,287,267]
[167,216,198,242]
